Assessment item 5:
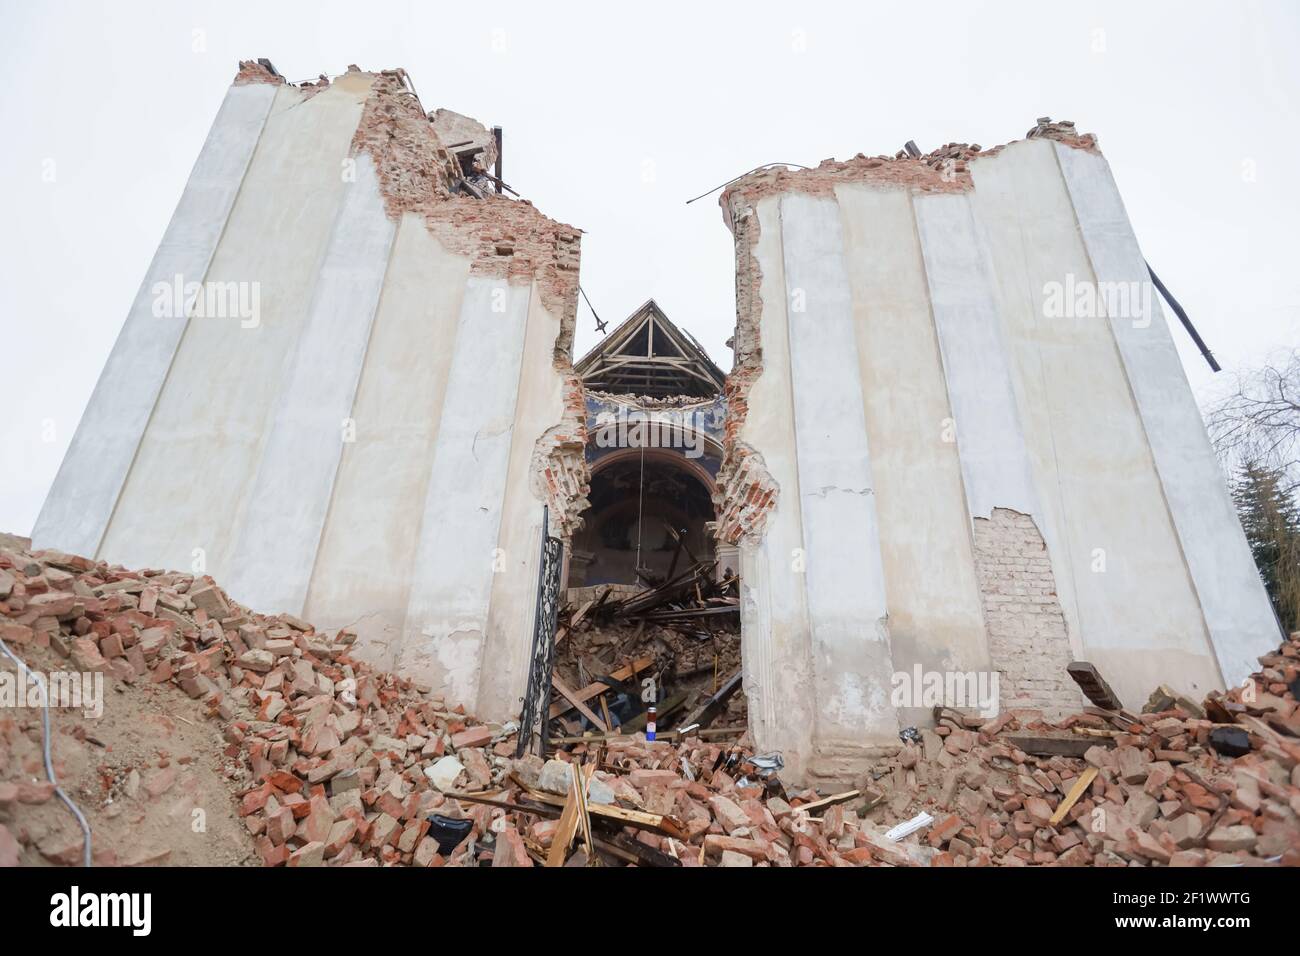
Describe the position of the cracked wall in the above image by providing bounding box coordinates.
[972,508,1083,715]
[719,124,1277,783]
[33,63,588,720]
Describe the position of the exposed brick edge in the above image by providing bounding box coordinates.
[233,60,285,86]
[720,119,1097,210]
[348,68,582,329]
[529,370,591,543]
[972,507,1084,717]
[714,203,779,545]
[343,67,589,540]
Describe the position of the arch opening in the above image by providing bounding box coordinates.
[569,450,717,588]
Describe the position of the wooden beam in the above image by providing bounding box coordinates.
[443,791,561,819]
[791,789,863,815]
[546,787,580,867]
[547,725,745,745]
[1006,733,1114,758]
[593,834,682,868]
[524,789,688,841]
[1049,766,1098,826]
[551,674,609,732]
[677,668,743,732]
[574,763,595,861]
[548,657,654,720]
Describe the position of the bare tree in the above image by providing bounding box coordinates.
[1205,348,1300,496]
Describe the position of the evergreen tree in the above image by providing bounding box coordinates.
[1232,460,1300,631]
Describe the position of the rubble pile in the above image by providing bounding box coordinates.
[1,535,1296,867]
[856,672,1300,867]
[552,572,745,738]
[0,541,517,868]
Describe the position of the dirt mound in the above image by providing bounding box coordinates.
[1,641,254,866]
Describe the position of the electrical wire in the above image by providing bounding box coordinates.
[634,442,647,576]
[685,162,813,205]
[0,635,93,867]
[579,284,607,334]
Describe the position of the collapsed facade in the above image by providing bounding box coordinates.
[718,124,1280,781]
[570,300,729,589]
[32,62,588,721]
[31,64,1281,783]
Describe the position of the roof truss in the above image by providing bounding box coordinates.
[575,300,726,399]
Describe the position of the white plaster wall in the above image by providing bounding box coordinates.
[1054,143,1280,688]
[225,153,396,614]
[304,215,470,665]
[36,71,580,722]
[778,193,898,746]
[835,185,990,711]
[31,81,276,557]
[913,191,1041,521]
[731,136,1262,755]
[479,289,571,719]
[968,139,1222,705]
[400,277,532,706]
[98,80,368,579]
[734,199,817,780]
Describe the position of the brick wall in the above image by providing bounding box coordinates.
[972,508,1084,716]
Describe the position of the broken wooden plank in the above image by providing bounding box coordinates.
[677,668,742,732]
[546,785,581,867]
[574,762,595,863]
[547,725,745,745]
[639,605,739,622]
[1072,726,1120,739]
[548,657,654,720]
[791,789,863,815]
[551,673,609,732]
[592,835,681,868]
[1006,733,1115,758]
[522,835,548,866]
[525,789,689,841]
[1049,766,1098,826]
[444,791,561,819]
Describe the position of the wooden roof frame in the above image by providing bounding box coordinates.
[574,299,726,399]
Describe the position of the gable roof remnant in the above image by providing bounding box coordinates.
[575,300,726,399]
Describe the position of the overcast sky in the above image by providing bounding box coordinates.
[3,0,1297,536]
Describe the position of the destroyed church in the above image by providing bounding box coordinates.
[32,60,1282,785]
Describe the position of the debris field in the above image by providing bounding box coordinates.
[1,536,1297,867]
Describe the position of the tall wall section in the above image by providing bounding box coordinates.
[717,125,1279,783]
[32,63,589,719]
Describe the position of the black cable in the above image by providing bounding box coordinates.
[580,284,607,334]
[1146,262,1221,372]
[685,162,812,205]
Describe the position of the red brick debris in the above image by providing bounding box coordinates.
[0,537,1297,867]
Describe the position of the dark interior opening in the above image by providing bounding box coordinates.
[571,453,716,587]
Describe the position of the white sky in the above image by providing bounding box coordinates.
[2,0,1297,536]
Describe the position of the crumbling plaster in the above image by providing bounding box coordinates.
[34,63,591,720]
[718,126,1278,781]
[31,67,1279,772]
